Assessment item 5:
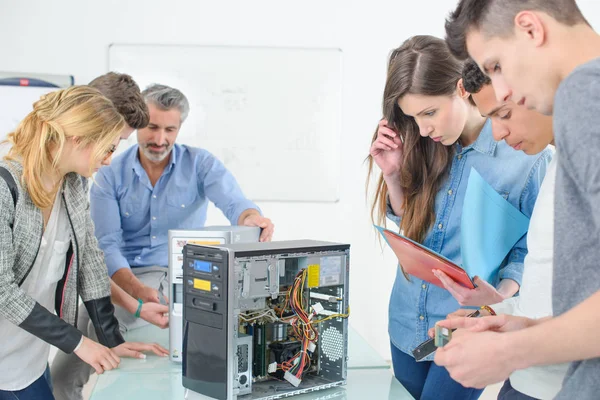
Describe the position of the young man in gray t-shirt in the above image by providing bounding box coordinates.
[428,1,600,398]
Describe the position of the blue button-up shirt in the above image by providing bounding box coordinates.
[90,144,260,276]
[387,120,552,361]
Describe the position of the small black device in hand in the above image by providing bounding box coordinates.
[412,310,480,361]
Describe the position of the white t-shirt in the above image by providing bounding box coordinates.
[492,154,569,399]
[0,192,70,390]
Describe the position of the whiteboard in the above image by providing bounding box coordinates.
[109,44,342,202]
[0,86,58,156]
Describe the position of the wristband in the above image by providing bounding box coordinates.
[135,299,143,318]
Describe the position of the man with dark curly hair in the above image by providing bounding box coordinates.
[462,58,552,155]
[459,59,561,400]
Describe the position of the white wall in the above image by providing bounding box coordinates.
[2,0,599,362]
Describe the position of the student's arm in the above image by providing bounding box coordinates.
[78,190,125,349]
[385,177,405,223]
[371,120,405,225]
[384,182,405,228]
[433,290,600,388]
[199,150,274,241]
[80,203,170,363]
[0,179,83,354]
[507,290,600,366]
[90,168,130,278]
[90,169,154,300]
[429,278,530,339]
[448,291,542,321]
[110,280,168,329]
[434,270,512,306]
[496,278,520,298]
[111,268,165,304]
[432,252,522,306]
[110,279,136,313]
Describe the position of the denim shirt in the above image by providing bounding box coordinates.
[386,120,552,361]
[90,144,259,276]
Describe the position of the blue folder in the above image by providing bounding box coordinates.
[460,168,530,283]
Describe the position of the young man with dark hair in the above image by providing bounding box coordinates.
[460,58,553,155]
[89,72,150,137]
[435,1,600,399]
[51,73,168,400]
[461,59,491,95]
[439,60,561,400]
[87,72,168,328]
[444,0,589,62]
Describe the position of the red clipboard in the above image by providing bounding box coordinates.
[377,226,476,289]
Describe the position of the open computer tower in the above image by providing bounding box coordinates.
[182,240,350,400]
[168,226,260,362]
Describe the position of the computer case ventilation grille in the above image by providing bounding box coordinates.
[236,334,252,395]
[237,343,249,373]
[321,326,344,362]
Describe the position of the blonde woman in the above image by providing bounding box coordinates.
[0,86,164,400]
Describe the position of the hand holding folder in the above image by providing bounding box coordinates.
[432,269,506,306]
[377,167,530,288]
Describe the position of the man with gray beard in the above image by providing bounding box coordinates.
[92,84,274,311]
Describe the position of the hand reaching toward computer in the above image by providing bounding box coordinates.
[110,279,168,329]
[135,285,169,305]
[140,302,169,329]
[242,213,274,242]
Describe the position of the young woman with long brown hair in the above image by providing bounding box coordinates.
[367,35,552,400]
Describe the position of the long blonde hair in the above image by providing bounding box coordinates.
[3,86,125,209]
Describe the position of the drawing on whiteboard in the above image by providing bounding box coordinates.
[220,148,237,165]
[217,88,248,112]
[220,147,261,169]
